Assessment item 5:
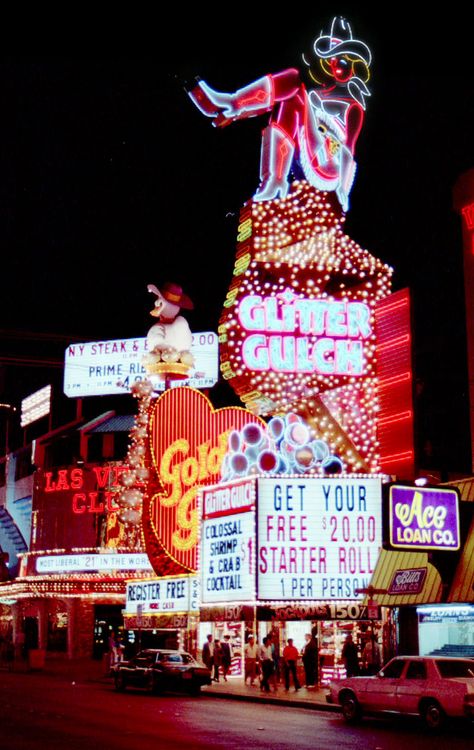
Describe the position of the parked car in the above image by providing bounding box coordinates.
[113,649,212,695]
[327,655,474,730]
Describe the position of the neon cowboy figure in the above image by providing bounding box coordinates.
[189,17,371,212]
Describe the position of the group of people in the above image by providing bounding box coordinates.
[244,631,319,692]
[201,633,233,682]
[341,633,382,677]
[203,629,382,687]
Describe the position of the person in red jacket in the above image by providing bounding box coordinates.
[282,638,301,691]
[188,16,371,212]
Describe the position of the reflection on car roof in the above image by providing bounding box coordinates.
[141,649,184,654]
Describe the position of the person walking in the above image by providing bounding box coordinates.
[202,634,214,678]
[363,634,381,675]
[244,635,258,685]
[259,636,276,693]
[342,634,360,677]
[302,632,319,687]
[221,635,232,681]
[213,639,222,682]
[283,638,301,691]
[269,627,281,683]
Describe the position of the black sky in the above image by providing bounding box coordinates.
[1,9,473,470]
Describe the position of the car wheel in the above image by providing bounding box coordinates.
[422,700,445,731]
[340,692,362,723]
[188,684,201,696]
[114,673,126,692]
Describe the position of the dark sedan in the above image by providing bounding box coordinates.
[113,649,212,696]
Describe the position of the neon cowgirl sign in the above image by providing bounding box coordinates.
[189,17,371,211]
[238,292,371,375]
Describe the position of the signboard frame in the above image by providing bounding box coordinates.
[200,478,257,605]
[63,332,219,397]
[255,475,383,602]
[384,483,461,552]
[125,574,199,615]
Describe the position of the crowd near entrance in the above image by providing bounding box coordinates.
[198,612,386,686]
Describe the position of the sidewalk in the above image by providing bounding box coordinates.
[201,678,337,712]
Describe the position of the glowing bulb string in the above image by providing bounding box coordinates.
[112,379,155,543]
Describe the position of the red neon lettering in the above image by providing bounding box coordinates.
[88,492,104,513]
[70,468,84,490]
[44,472,56,492]
[72,493,87,513]
[92,466,110,488]
[55,469,70,491]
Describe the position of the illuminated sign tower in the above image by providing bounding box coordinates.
[189,17,393,473]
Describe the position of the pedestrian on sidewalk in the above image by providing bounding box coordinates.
[342,634,360,677]
[259,636,276,693]
[107,631,121,674]
[269,626,281,683]
[202,633,214,679]
[244,635,258,685]
[283,638,300,691]
[221,635,232,681]
[302,632,318,687]
[213,638,222,682]
[362,634,381,675]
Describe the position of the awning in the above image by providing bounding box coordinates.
[443,476,474,502]
[87,415,135,433]
[364,549,443,606]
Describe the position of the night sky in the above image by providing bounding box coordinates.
[1,9,473,472]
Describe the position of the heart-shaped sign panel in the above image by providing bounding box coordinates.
[143,387,266,574]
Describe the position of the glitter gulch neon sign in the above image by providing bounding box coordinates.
[239,292,371,376]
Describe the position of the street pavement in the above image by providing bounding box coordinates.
[3,657,336,712]
[4,667,474,750]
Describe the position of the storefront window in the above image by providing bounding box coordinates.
[198,620,244,677]
[417,604,474,657]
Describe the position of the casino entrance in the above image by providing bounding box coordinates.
[256,603,387,684]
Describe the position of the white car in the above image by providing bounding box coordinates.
[327,656,474,730]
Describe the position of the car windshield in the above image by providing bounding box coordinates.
[436,659,474,678]
[159,653,183,664]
